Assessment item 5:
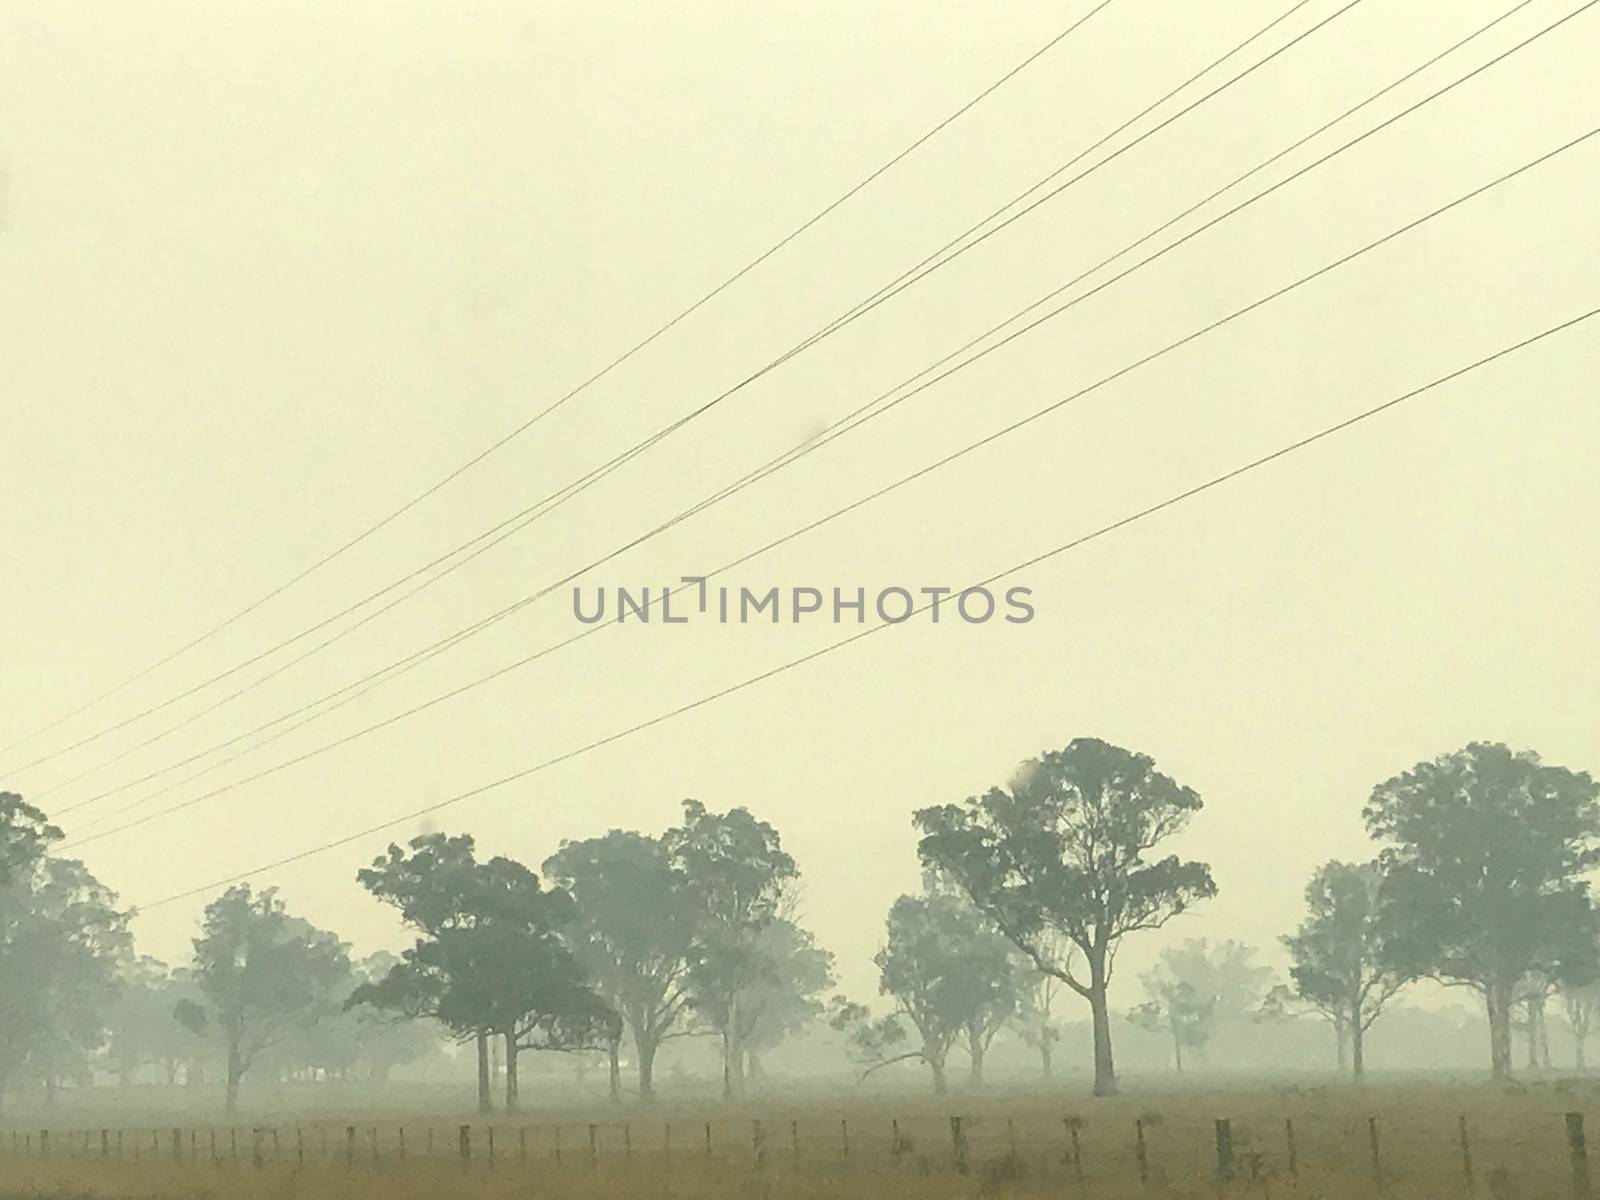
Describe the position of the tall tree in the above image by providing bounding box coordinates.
[738,918,835,1088]
[1131,939,1269,1073]
[664,800,796,1100]
[543,830,697,1100]
[1281,861,1408,1078]
[1366,742,1600,1078]
[357,833,608,1111]
[916,737,1216,1096]
[187,885,350,1110]
[0,795,128,1108]
[870,883,1017,1093]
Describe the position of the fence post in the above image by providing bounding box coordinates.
[297,1127,304,1168]
[172,1128,182,1162]
[1368,1115,1382,1185]
[347,1126,357,1168]
[39,1131,48,1158]
[1569,1112,1592,1199]
[840,1118,849,1161]
[791,1121,800,1168]
[100,1130,109,1160]
[252,1128,264,1169]
[1285,1118,1298,1178]
[1459,1115,1473,1190]
[190,1130,198,1161]
[487,1125,495,1169]
[1215,1118,1234,1182]
[950,1116,968,1175]
[458,1125,470,1167]
[1064,1117,1084,1183]
[554,1126,562,1163]
[588,1124,599,1170]
[1136,1118,1150,1186]
[752,1119,766,1170]
[625,1123,633,1160]
[705,1120,712,1160]
[891,1118,903,1163]
[229,1129,237,1161]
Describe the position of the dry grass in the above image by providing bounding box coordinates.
[2,1077,1596,1198]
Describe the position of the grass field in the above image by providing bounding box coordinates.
[2,1076,1597,1198]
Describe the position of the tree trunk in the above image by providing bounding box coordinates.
[1486,982,1514,1078]
[225,1046,244,1113]
[503,1030,519,1112]
[1335,1016,1349,1074]
[1537,1002,1552,1069]
[966,1024,985,1090]
[928,1051,947,1096]
[1039,1031,1053,1078]
[1577,1027,1589,1072]
[747,1050,766,1090]
[634,1029,659,1099]
[1172,1025,1184,1075]
[1351,1020,1365,1079]
[475,1031,493,1113]
[721,1018,746,1101]
[607,1031,621,1103]
[1087,953,1117,1097]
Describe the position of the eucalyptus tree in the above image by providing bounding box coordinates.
[1366,742,1600,1077]
[917,738,1215,1096]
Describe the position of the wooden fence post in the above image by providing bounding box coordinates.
[371,1127,380,1163]
[297,1127,305,1167]
[554,1126,562,1163]
[1569,1112,1592,1199]
[1368,1116,1382,1185]
[39,1131,48,1158]
[1215,1118,1234,1182]
[840,1118,849,1161]
[347,1126,357,1168]
[100,1130,109,1160]
[1459,1115,1473,1190]
[704,1120,712,1160]
[458,1125,471,1167]
[1063,1117,1083,1183]
[252,1128,264,1169]
[950,1116,968,1175]
[588,1124,599,1169]
[752,1120,766,1170]
[398,1127,406,1162]
[1285,1118,1298,1178]
[791,1121,799,1169]
[486,1125,495,1169]
[172,1128,182,1162]
[1136,1118,1150,1186]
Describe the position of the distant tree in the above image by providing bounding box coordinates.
[871,883,1018,1093]
[665,800,797,1099]
[0,795,128,1109]
[738,919,835,1088]
[187,885,350,1110]
[543,830,697,1100]
[1563,980,1600,1070]
[1366,742,1600,1078]
[1131,939,1269,1073]
[1280,861,1408,1078]
[916,737,1216,1096]
[1012,962,1065,1079]
[104,956,201,1085]
[357,834,609,1111]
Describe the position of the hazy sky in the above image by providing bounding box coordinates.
[3,0,1597,1012]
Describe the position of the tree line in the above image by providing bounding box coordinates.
[1,737,1596,1108]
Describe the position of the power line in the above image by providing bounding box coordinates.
[53,0,1580,830]
[0,0,1115,763]
[50,0,1390,825]
[62,116,1600,852]
[124,302,1600,916]
[9,0,1330,786]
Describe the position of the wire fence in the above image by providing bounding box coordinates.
[1,1106,1594,1193]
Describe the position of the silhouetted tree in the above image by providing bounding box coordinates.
[357,834,608,1111]
[1366,742,1600,1078]
[916,737,1216,1096]
[1281,861,1408,1078]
